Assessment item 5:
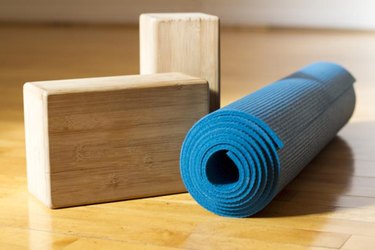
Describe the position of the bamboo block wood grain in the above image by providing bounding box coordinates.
[140,13,220,112]
[23,73,209,208]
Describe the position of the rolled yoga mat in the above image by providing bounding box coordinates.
[180,62,356,217]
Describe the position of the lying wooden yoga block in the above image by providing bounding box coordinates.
[140,13,220,112]
[23,73,209,208]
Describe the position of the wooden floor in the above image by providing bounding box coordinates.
[1,24,375,249]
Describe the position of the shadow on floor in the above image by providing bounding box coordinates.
[256,135,355,217]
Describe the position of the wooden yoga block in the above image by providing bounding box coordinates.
[23,73,209,208]
[140,13,220,112]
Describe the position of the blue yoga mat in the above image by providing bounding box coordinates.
[180,62,356,217]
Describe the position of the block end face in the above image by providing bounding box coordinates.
[24,81,51,210]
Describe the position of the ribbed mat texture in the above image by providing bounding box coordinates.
[180,62,356,217]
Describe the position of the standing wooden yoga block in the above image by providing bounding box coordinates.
[23,73,209,208]
[140,13,220,111]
